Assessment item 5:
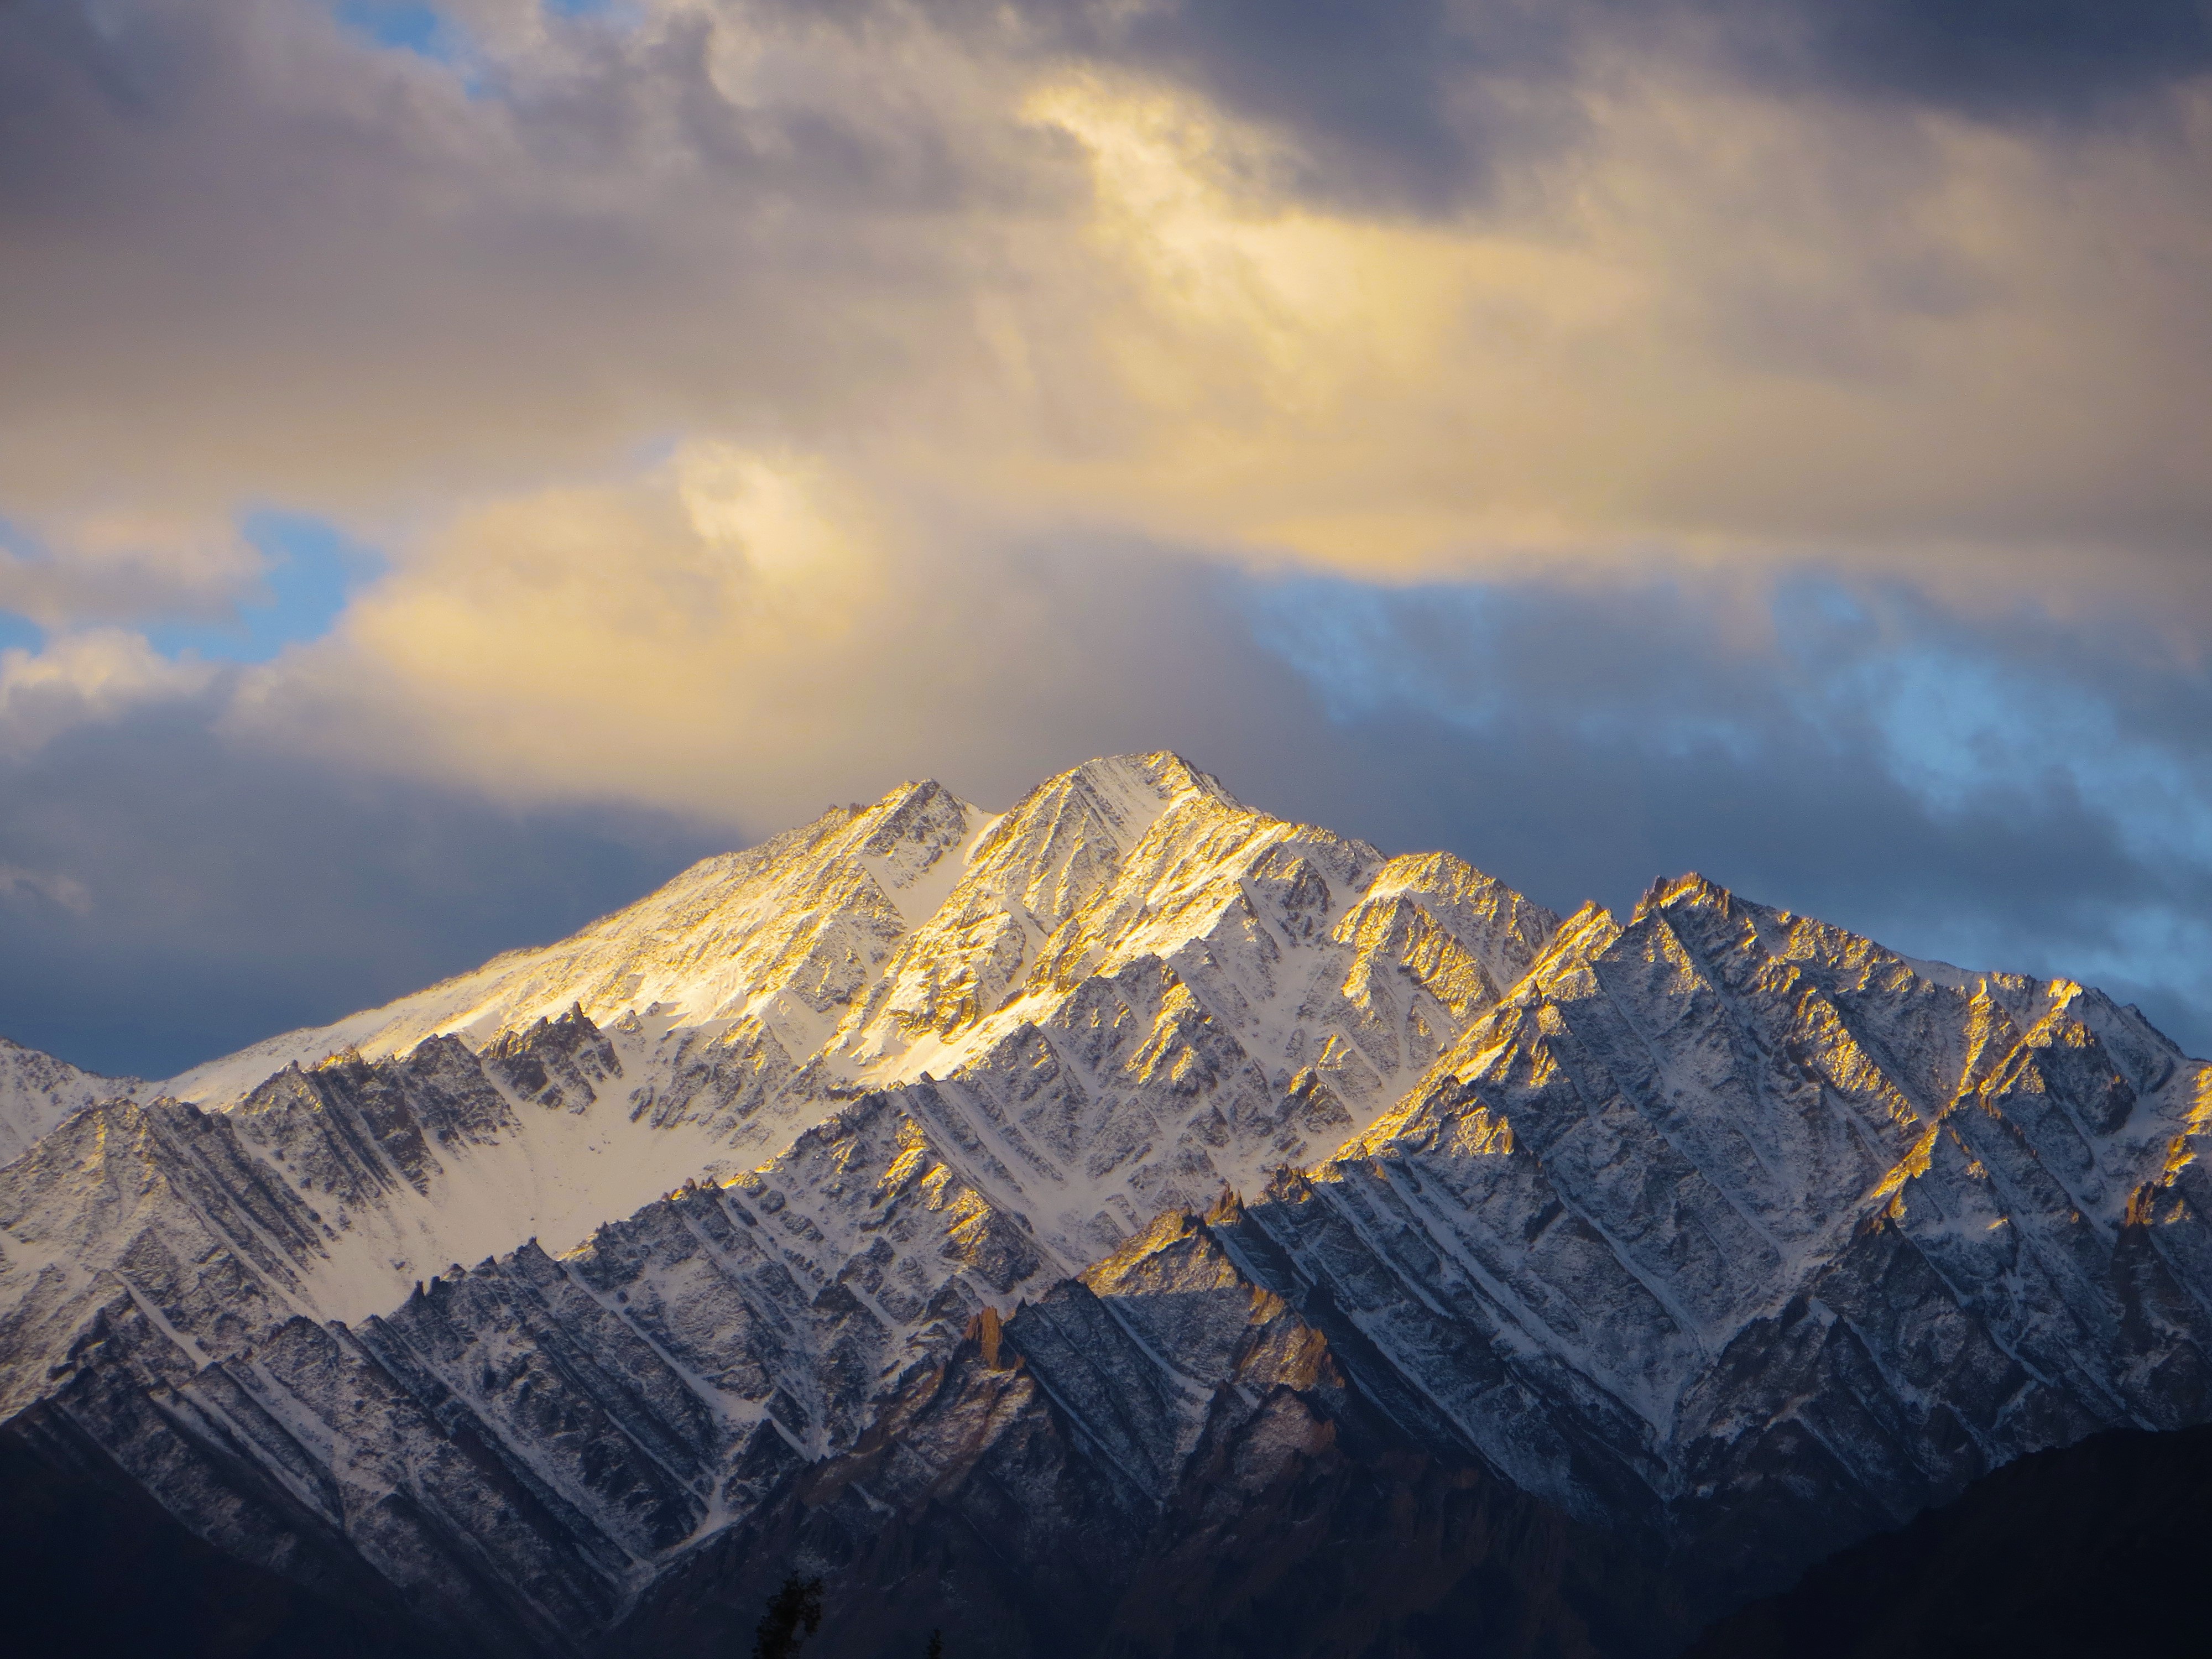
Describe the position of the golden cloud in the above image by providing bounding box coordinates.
[4,1,2207,663]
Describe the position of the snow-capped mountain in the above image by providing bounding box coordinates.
[56,752,1547,1337]
[2,753,2207,1657]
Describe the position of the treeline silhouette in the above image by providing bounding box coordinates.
[749,1574,943,1659]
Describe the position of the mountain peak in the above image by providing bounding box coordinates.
[6,755,2212,1659]
[1014,750,1240,857]
[28,753,1567,1347]
[0,1035,145,1164]
[1630,869,1734,923]
[1068,749,1237,808]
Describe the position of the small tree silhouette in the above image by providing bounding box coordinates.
[751,1574,824,1659]
[926,1632,943,1659]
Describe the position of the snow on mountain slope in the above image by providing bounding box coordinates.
[0,1037,145,1163]
[0,753,1558,1407]
[1213,872,2212,1593]
[159,776,992,1107]
[7,761,2212,1655]
[3,1077,1073,1653]
[64,755,1551,1321]
[876,802,1557,1262]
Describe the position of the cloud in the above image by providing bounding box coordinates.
[0,0,1065,517]
[1007,0,1584,212]
[11,519,2210,1074]
[228,441,1316,825]
[855,1,2212,210]
[0,686,718,1079]
[1,0,2208,1076]
[1702,0,2212,118]
[0,509,263,627]
[1239,568,2212,1055]
[0,863,92,915]
[993,64,2212,586]
[0,629,219,758]
[220,446,2210,1060]
[1,0,2206,608]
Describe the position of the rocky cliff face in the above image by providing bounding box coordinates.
[0,1035,145,1164]
[2,754,2206,1656]
[1210,875,2212,1600]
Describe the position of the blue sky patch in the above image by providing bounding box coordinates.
[146,513,385,664]
[336,1,462,62]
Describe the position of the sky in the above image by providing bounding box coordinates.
[2,0,2209,1077]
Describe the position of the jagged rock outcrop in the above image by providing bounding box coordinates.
[0,1013,642,1418]
[2,756,2207,1657]
[0,1035,146,1162]
[1213,875,2212,1601]
[4,1084,1063,1655]
[88,755,1557,1326]
[607,1202,1693,1659]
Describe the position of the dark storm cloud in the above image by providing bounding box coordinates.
[990,0,2212,209]
[0,685,717,1077]
[1227,570,2212,1056]
[4,0,2208,574]
[1036,0,1578,211]
[1713,0,2212,118]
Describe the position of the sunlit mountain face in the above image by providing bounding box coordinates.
[3,2,2209,1655]
[2,753,2208,1656]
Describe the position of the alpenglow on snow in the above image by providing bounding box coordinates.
[2,753,2207,1657]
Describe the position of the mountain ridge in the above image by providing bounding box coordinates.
[0,1036,148,1164]
[2,751,2208,1656]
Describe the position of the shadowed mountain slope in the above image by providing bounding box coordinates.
[1684,1421,2212,1659]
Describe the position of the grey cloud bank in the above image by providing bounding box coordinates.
[957,0,2212,208]
[1243,572,2212,1056]
[4,0,2209,579]
[0,687,717,1078]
